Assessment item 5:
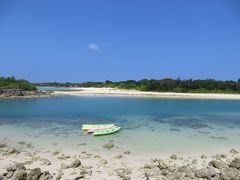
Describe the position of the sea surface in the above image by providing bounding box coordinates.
[0,95,240,157]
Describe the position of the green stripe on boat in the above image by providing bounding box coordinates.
[93,127,121,136]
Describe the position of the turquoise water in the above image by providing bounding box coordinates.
[0,96,240,157]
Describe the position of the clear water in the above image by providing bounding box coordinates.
[0,96,240,157]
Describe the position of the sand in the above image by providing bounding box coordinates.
[52,87,240,100]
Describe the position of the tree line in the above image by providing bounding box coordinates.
[0,76,36,91]
[35,78,240,94]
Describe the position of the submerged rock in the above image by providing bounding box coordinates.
[170,154,177,160]
[103,143,114,150]
[230,148,239,154]
[0,143,6,148]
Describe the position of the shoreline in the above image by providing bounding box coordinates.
[1,140,240,179]
[52,87,240,100]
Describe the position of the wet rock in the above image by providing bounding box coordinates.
[177,166,195,178]
[94,155,101,158]
[7,148,18,154]
[144,164,156,169]
[209,160,225,169]
[115,169,131,180]
[38,171,52,180]
[124,151,130,155]
[195,167,216,179]
[220,167,240,180]
[26,168,41,180]
[166,172,186,180]
[12,169,27,180]
[0,143,6,148]
[170,154,177,160]
[69,159,81,168]
[230,158,240,169]
[103,143,114,150]
[79,167,88,175]
[230,148,239,154]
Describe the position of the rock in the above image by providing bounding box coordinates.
[94,155,101,158]
[230,148,239,154]
[177,166,195,178]
[0,143,6,148]
[79,167,88,175]
[7,148,17,154]
[195,168,216,179]
[61,163,69,169]
[7,163,26,171]
[124,151,130,155]
[209,160,225,169]
[220,167,240,180]
[6,171,14,179]
[170,154,177,160]
[38,171,52,180]
[220,154,227,158]
[157,159,168,169]
[103,143,114,150]
[201,155,208,159]
[166,172,186,180]
[26,168,41,180]
[57,154,70,160]
[40,159,51,166]
[115,169,131,180]
[0,175,3,180]
[73,176,84,180]
[144,164,156,169]
[192,159,198,164]
[230,158,240,169]
[69,159,81,168]
[98,159,108,165]
[52,150,60,155]
[115,155,123,159]
[12,169,27,180]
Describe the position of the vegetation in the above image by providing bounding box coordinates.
[35,78,240,94]
[0,76,36,91]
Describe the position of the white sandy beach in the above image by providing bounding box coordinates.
[52,87,240,100]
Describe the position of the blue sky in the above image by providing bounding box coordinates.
[0,0,240,82]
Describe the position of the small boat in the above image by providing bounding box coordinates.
[87,126,117,133]
[81,124,115,130]
[93,126,121,136]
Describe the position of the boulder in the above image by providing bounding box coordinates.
[230,149,239,154]
[12,169,27,180]
[230,158,240,169]
[38,171,52,180]
[157,160,168,169]
[195,168,216,179]
[7,163,26,171]
[220,168,240,180]
[170,154,177,160]
[26,168,42,180]
[209,160,225,169]
[0,143,6,148]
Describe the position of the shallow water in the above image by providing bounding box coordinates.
[0,96,240,157]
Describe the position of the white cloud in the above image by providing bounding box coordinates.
[88,43,99,51]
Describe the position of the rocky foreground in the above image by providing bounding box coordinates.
[0,142,240,180]
[0,89,54,99]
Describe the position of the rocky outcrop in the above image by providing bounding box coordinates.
[0,89,53,99]
[2,163,53,180]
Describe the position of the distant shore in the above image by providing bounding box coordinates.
[52,87,240,100]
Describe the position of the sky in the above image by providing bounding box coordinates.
[0,0,240,82]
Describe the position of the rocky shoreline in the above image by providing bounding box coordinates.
[0,142,240,180]
[0,89,55,99]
